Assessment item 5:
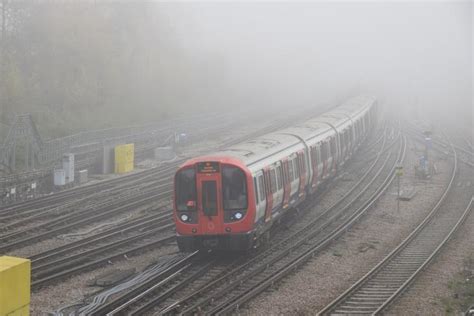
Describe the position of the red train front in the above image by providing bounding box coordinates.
[173,156,257,251]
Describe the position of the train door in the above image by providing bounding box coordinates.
[355,121,360,146]
[321,140,329,179]
[263,167,273,223]
[338,131,345,164]
[329,136,337,175]
[281,158,291,208]
[297,151,306,197]
[316,144,323,183]
[254,171,266,222]
[341,130,348,161]
[310,146,319,191]
[273,163,284,209]
[348,126,353,156]
[196,171,223,235]
[288,154,299,203]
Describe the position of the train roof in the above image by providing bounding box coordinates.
[180,95,376,170]
[220,132,302,166]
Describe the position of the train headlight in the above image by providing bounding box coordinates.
[234,212,243,220]
[180,214,189,222]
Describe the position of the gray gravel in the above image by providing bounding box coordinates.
[386,181,474,315]
[242,140,453,315]
[27,117,283,314]
[31,244,179,315]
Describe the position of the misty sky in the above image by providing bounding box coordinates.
[151,1,471,126]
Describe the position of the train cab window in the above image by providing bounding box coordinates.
[202,181,217,216]
[276,165,282,190]
[270,169,277,193]
[222,166,248,210]
[175,168,196,211]
[258,175,265,202]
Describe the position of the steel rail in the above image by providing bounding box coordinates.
[0,166,173,221]
[0,162,175,215]
[406,129,473,169]
[158,130,401,315]
[31,222,174,278]
[210,135,406,316]
[87,251,202,315]
[121,262,215,316]
[374,197,474,314]
[29,211,169,263]
[160,128,391,314]
[404,123,473,168]
[318,135,460,315]
[32,235,176,290]
[30,116,308,290]
[0,187,172,253]
[1,110,308,225]
[0,173,165,229]
[0,108,306,209]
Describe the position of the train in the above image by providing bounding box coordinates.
[173,96,378,251]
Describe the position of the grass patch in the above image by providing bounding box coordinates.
[442,255,474,314]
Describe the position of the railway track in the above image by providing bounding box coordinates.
[318,137,474,315]
[0,112,242,204]
[1,110,323,253]
[0,174,167,232]
[0,164,167,217]
[404,123,473,168]
[1,107,313,208]
[0,114,229,215]
[0,184,171,253]
[30,209,174,289]
[197,133,406,316]
[69,251,204,315]
[1,109,311,226]
[75,125,405,315]
[1,112,324,290]
[32,234,176,290]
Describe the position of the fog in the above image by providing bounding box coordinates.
[0,1,471,137]
[162,1,472,125]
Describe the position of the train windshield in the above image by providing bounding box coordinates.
[175,168,197,211]
[222,166,247,210]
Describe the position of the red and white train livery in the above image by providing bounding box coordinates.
[173,96,377,251]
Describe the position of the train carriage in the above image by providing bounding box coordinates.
[174,96,377,252]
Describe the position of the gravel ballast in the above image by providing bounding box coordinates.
[242,141,453,315]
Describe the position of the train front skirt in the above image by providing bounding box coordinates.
[177,232,254,252]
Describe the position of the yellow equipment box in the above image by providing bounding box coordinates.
[0,256,30,316]
[114,143,134,174]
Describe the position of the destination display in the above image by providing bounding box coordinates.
[197,161,220,173]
